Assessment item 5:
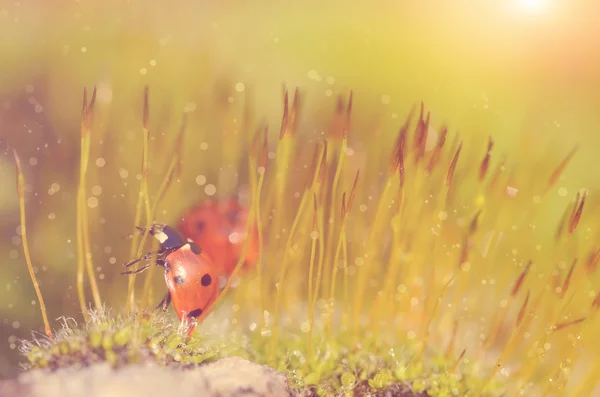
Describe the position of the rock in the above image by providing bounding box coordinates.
[0,356,293,397]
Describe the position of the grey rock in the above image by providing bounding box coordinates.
[0,356,293,397]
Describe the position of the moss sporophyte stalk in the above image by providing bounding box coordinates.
[11,85,600,397]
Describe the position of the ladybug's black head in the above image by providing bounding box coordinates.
[139,223,202,255]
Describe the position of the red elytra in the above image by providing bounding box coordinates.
[122,223,220,336]
[178,198,259,278]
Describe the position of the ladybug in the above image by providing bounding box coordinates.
[122,223,220,336]
[178,198,259,278]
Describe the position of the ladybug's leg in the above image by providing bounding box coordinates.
[183,309,203,339]
[185,321,198,339]
[122,251,156,269]
[121,264,151,275]
[156,292,171,312]
[121,247,176,271]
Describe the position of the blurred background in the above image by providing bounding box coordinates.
[1,0,599,377]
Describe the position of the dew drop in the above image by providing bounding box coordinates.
[48,183,60,195]
[184,102,197,112]
[87,197,98,208]
[300,322,311,333]
[205,184,216,196]
[195,175,207,186]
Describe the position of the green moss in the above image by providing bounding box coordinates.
[18,308,508,397]
[18,308,222,371]
[242,330,507,397]
[340,371,356,388]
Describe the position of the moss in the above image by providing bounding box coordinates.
[17,308,508,397]
[243,330,506,396]
[18,307,222,371]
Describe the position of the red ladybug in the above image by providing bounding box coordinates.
[122,223,220,336]
[178,198,259,278]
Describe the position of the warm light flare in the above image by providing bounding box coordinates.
[516,0,548,14]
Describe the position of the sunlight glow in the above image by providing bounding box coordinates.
[517,0,547,14]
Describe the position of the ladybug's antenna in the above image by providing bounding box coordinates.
[117,226,148,242]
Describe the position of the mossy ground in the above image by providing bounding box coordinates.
[18,308,506,397]
[19,308,222,371]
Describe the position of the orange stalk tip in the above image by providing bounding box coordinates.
[586,249,600,274]
[317,142,328,184]
[449,348,466,373]
[552,317,586,332]
[559,259,577,299]
[446,141,463,187]
[90,86,97,110]
[347,170,359,212]
[143,86,150,129]
[343,90,353,139]
[592,293,600,311]
[279,94,289,140]
[547,145,579,190]
[511,260,532,297]
[569,190,587,234]
[516,290,530,327]
[82,87,88,118]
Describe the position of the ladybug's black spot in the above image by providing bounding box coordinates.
[173,275,185,285]
[195,221,205,231]
[187,308,203,318]
[188,242,202,255]
[200,274,212,287]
